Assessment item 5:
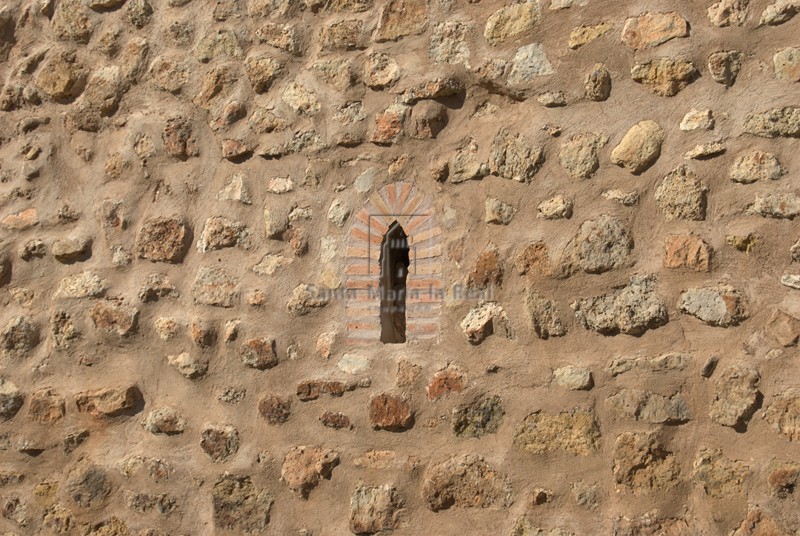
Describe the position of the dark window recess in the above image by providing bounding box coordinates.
[379,221,410,344]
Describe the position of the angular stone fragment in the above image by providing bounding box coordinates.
[422,455,512,511]
[760,0,799,25]
[1,208,39,231]
[350,485,403,534]
[709,365,760,428]
[708,50,743,86]
[281,446,340,498]
[584,63,611,101]
[241,338,278,370]
[681,109,715,131]
[764,390,800,441]
[553,366,593,391]
[136,217,190,263]
[773,47,800,82]
[35,49,86,102]
[197,217,252,252]
[192,267,238,307]
[515,241,552,276]
[608,352,691,376]
[450,137,488,183]
[515,408,600,456]
[363,52,400,89]
[460,302,512,344]
[55,271,107,299]
[374,0,428,42]
[167,352,209,379]
[50,237,90,263]
[693,449,749,497]
[320,19,364,51]
[655,165,707,221]
[287,284,329,315]
[75,385,139,417]
[536,195,572,220]
[685,141,725,160]
[143,407,187,435]
[429,21,469,66]
[631,58,698,96]
[484,1,540,46]
[0,379,23,420]
[573,275,668,336]
[621,12,689,49]
[747,193,800,219]
[282,81,320,116]
[369,103,409,145]
[28,389,66,423]
[489,129,544,183]
[200,424,239,462]
[612,432,679,493]
[768,462,799,497]
[53,0,95,44]
[610,120,664,173]
[781,274,800,289]
[732,508,785,535]
[568,23,611,49]
[259,395,291,424]
[559,132,606,179]
[507,43,554,84]
[607,388,691,424]
[560,214,632,275]
[126,0,153,28]
[680,284,748,327]
[244,55,282,94]
[66,461,111,507]
[744,106,800,138]
[408,101,447,139]
[730,150,785,183]
[485,198,516,225]
[320,411,352,430]
[663,235,712,271]
[451,395,504,438]
[212,474,273,533]
[602,189,639,206]
[90,300,139,336]
[708,0,749,27]
[525,291,565,339]
[370,393,413,431]
[1,316,39,359]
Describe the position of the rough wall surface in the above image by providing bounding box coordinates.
[0,0,799,534]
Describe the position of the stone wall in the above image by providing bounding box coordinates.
[0,0,799,534]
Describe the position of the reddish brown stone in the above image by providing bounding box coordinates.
[163,117,198,160]
[467,247,503,289]
[733,508,784,536]
[1,208,38,231]
[767,464,799,498]
[369,104,408,145]
[663,235,712,272]
[426,368,466,400]
[90,300,139,336]
[296,380,348,401]
[136,217,190,263]
[75,385,139,417]
[241,338,278,370]
[200,424,239,463]
[28,389,66,423]
[191,319,217,349]
[370,393,414,431]
[258,395,292,424]
[281,446,340,498]
[319,411,352,430]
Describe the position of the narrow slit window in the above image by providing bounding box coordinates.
[379,221,410,344]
